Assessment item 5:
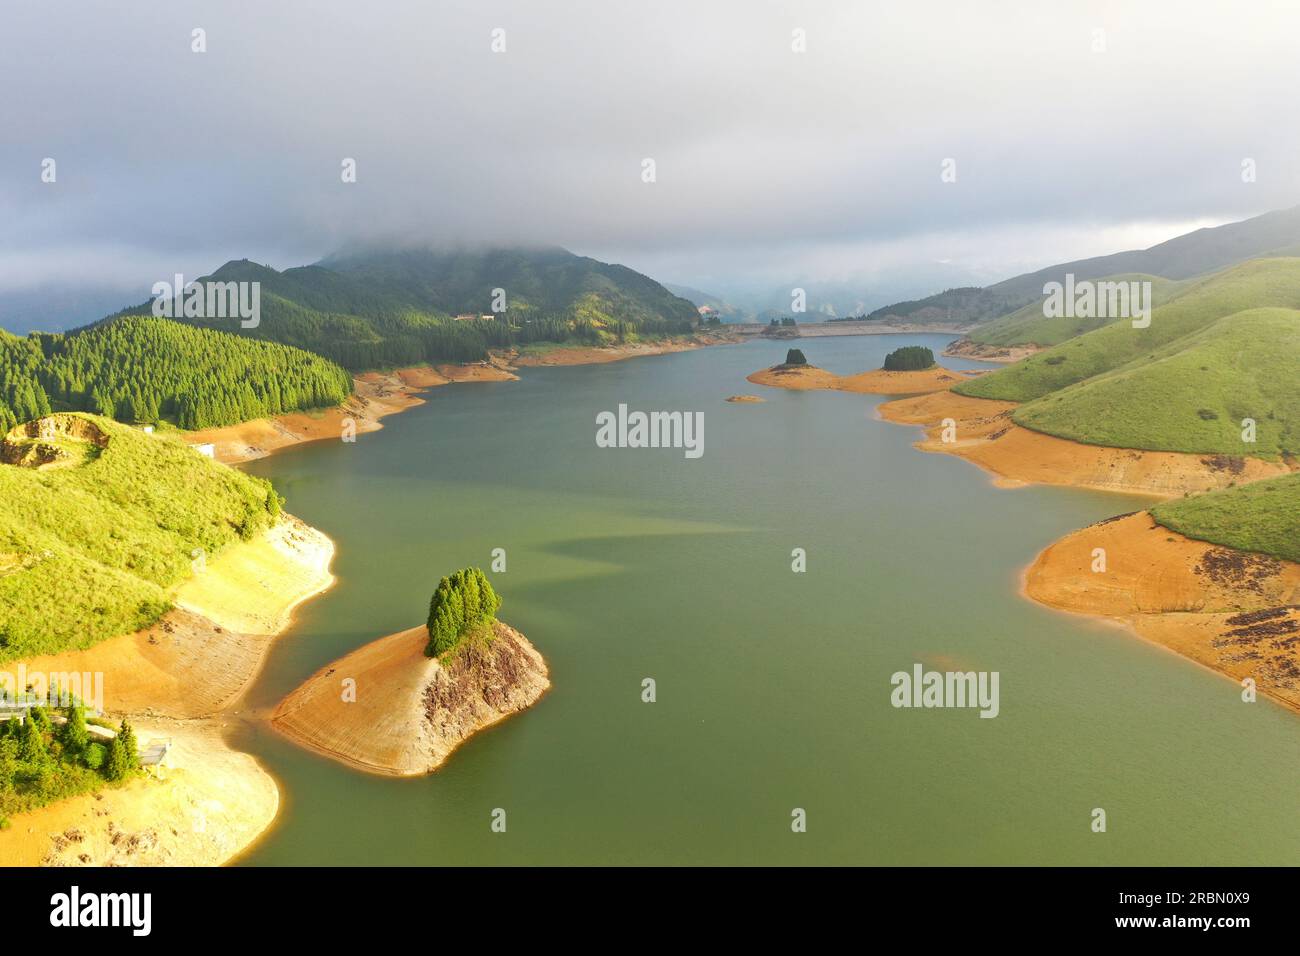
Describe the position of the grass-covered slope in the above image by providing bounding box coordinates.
[1153,473,1300,563]
[1013,308,1300,457]
[0,414,283,659]
[0,315,353,432]
[956,258,1300,402]
[968,275,1185,348]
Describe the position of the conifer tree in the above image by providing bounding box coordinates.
[118,719,139,771]
[60,702,88,757]
[104,734,129,781]
[17,718,45,762]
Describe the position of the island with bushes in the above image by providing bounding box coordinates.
[747,344,974,395]
[271,568,549,776]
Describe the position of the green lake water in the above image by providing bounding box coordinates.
[233,334,1300,865]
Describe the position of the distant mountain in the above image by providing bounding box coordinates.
[322,245,698,327]
[872,204,1300,328]
[0,285,142,335]
[144,245,699,369]
[865,287,1017,325]
[736,282,894,323]
[662,283,754,323]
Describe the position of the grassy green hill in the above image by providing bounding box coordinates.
[1153,473,1300,563]
[1013,307,1300,457]
[0,315,352,433]
[0,414,284,660]
[967,275,1186,347]
[148,246,700,370]
[955,258,1300,402]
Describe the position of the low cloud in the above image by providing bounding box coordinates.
[2,0,1296,310]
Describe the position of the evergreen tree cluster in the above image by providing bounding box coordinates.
[425,568,501,657]
[882,346,937,371]
[0,316,353,433]
[0,697,140,821]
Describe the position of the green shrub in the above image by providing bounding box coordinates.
[784,348,807,366]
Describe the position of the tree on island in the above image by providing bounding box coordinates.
[882,346,936,371]
[784,348,807,366]
[426,568,502,657]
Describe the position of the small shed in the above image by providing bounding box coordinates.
[138,738,171,769]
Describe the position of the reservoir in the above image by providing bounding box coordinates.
[234,334,1300,865]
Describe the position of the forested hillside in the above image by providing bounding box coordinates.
[0,316,352,432]
[145,247,699,370]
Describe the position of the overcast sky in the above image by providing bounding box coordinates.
[4,0,1299,323]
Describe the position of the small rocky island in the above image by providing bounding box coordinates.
[271,569,549,776]
[747,345,971,395]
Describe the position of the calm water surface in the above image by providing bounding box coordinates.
[233,334,1300,865]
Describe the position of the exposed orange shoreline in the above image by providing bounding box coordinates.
[942,338,1043,364]
[877,390,1292,497]
[503,330,739,367]
[747,362,979,395]
[184,361,519,465]
[1024,512,1300,716]
[188,335,740,465]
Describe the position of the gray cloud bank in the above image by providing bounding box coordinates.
[3,0,1298,327]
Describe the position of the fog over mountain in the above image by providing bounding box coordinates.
[4,0,1300,331]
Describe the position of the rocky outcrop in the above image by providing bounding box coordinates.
[941,339,1042,363]
[1,414,110,467]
